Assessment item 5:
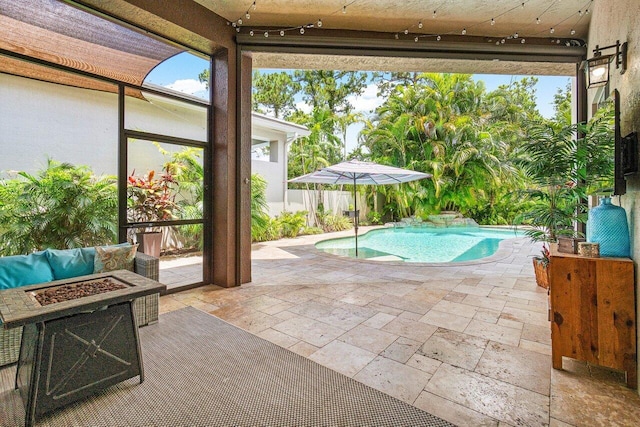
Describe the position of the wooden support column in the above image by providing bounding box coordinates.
[211,48,239,287]
[238,52,253,284]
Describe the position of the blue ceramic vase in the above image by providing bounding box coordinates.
[586,196,630,257]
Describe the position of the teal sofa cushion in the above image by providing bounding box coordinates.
[0,251,55,290]
[45,248,95,280]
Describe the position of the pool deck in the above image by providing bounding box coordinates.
[160,227,640,426]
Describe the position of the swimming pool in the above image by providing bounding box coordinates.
[315,226,523,263]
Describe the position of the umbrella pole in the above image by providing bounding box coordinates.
[354,176,358,257]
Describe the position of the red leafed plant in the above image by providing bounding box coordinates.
[127,167,179,225]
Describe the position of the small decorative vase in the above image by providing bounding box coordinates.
[586,196,630,258]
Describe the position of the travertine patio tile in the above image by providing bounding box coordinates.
[380,336,421,363]
[464,319,522,346]
[223,310,282,334]
[354,356,431,404]
[520,339,552,355]
[419,329,487,370]
[431,299,479,318]
[309,340,376,377]
[497,317,523,330]
[406,353,442,375]
[277,288,317,303]
[362,312,396,329]
[257,328,300,348]
[288,340,319,357]
[382,317,438,342]
[461,294,507,311]
[337,290,382,306]
[426,364,549,426]
[501,305,549,327]
[405,288,449,305]
[259,300,295,315]
[272,315,345,347]
[158,295,187,314]
[551,360,640,426]
[443,291,467,303]
[338,324,398,353]
[522,323,552,345]
[453,283,494,296]
[372,294,430,314]
[419,309,473,332]
[479,276,518,289]
[414,391,499,427]
[474,307,501,323]
[491,287,547,303]
[505,300,548,314]
[315,307,369,331]
[189,300,220,313]
[476,341,551,395]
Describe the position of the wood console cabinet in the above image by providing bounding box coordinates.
[549,245,637,388]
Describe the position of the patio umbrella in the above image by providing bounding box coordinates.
[289,160,431,256]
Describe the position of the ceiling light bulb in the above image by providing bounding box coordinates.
[237,19,242,25]
[395,33,399,39]
[579,10,583,16]
[536,17,540,24]
[264,31,269,37]
[437,35,441,41]
[556,39,560,44]
[432,10,437,18]
[300,27,305,34]
[252,1,256,10]
[521,2,525,8]
[404,29,409,35]
[550,27,555,34]
[317,19,322,27]
[514,32,518,38]
[280,30,285,36]
[250,30,254,36]
[231,22,237,27]
[462,28,467,35]
[585,9,590,14]
[418,21,423,29]
[565,41,570,46]
[246,13,250,19]
[236,27,240,32]
[501,38,505,44]
[570,29,576,35]
[521,38,525,44]
[342,6,346,13]
[491,18,495,25]
[414,36,418,42]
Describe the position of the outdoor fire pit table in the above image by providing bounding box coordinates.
[0,270,166,427]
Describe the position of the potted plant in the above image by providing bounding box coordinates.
[518,106,614,288]
[127,167,179,257]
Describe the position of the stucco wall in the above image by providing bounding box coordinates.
[589,0,640,392]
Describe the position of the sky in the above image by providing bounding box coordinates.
[147,52,572,153]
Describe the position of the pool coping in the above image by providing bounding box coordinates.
[312,225,531,267]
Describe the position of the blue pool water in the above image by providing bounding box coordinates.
[315,227,523,263]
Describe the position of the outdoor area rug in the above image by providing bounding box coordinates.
[0,306,454,427]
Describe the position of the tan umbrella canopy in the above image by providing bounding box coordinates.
[289,160,431,256]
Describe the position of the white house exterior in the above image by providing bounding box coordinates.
[250,112,310,216]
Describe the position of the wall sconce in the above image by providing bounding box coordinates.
[586,40,627,88]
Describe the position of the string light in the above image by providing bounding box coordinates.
[237,0,586,50]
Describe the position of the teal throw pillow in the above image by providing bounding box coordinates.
[45,248,95,280]
[94,244,138,273]
[0,251,55,290]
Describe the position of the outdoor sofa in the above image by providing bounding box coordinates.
[0,244,160,367]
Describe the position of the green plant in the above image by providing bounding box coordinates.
[319,213,354,232]
[366,211,383,225]
[517,106,614,245]
[127,168,180,226]
[277,211,308,238]
[251,174,271,242]
[0,160,118,255]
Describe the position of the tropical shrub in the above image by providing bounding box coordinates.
[0,160,118,255]
[251,174,271,242]
[366,211,383,225]
[278,211,308,238]
[127,167,180,224]
[319,213,353,232]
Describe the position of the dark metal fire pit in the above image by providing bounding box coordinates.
[0,270,165,427]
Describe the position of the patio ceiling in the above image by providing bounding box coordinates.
[198,0,591,75]
[0,0,184,91]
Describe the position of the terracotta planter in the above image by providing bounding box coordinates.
[533,258,549,289]
[136,231,162,258]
